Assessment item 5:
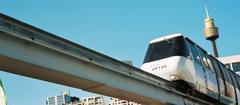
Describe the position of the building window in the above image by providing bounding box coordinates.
[233,62,240,72]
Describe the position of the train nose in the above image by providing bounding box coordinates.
[141,56,181,78]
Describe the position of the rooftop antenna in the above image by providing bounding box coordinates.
[203,6,219,57]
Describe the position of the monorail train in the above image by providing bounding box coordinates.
[141,33,240,105]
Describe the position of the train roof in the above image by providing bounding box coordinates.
[150,33,183,44]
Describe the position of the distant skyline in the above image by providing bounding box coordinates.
[0,1,240,105]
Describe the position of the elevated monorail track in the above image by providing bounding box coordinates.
[0,13,213,105]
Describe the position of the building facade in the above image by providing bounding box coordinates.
[218,55,240,75]
[47,92,105,105]
[108,97,141,105]
[46,92,72,105]
[0,79,7,105]
[70,96,104,105]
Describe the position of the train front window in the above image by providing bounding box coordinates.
[143,36,189,63]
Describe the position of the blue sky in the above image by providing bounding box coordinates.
[0,1,240,105]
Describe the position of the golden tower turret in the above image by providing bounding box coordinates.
[203,6,219,57]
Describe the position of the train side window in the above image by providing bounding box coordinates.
[219,64,232,84]
[229,70,239,89]
[226,69,238,100]
[206,54,215,72]
[195,46,213,71]
[236,75,240,89]
[211,57,223,79]
[187,41,202,65]
[195,46,204,64]
[227,70,235,85]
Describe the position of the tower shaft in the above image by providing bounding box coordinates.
[211,40,219,57]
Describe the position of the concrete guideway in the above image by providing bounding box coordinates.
[0,13,211,105]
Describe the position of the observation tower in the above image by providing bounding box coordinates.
[203,6,219,57]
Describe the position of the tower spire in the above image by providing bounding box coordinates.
[205,6,210,18]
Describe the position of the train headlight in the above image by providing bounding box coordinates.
[170,75,175,79]
[169,74,182,80]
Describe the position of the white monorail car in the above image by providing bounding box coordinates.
[141,33,240,105]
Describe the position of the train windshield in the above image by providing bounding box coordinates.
[143,36,189,63]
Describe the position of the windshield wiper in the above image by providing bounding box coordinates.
[164,38,172,45]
